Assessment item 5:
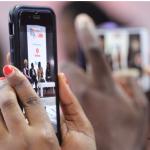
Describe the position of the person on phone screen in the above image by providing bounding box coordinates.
[37,62,44,82]
[128,34,142,74]
[30,63,38,91]
[45,62,51,82]
[23,59,32,83]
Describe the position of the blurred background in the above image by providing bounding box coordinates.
[1,1,150,91]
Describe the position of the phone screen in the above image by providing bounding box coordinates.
[98,30,142,71]
[26,24,57,131]
[97,28,150,91]
[99,30,128,70]
[18,11,59,134]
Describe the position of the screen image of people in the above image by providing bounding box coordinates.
[22,25,57,131]
[98,30,143,74]
[99,30,128,71]
[127,34,142,74]
[98,29,150,91]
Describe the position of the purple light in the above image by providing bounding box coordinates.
[98,22,119,29]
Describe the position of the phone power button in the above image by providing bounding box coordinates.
[9,22,14,35]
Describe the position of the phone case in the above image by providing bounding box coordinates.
[8,5,61,144]
[9,5,56,68]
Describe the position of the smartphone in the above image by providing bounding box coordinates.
[96,27,150,91]
[9,5,61,143]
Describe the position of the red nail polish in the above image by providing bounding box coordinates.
[0,77,5,80]
[3,65,14,76]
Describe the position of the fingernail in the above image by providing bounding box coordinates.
[3,65,14,76]
[61,73,69,84]
[75,14,99,51]
[0,77,5,80]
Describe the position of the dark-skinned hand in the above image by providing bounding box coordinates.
[0,64,96,150]
[60,14,149,150]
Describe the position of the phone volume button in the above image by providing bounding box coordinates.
[9,22,14,35]
[9,35,14,64]
[10,35,14,49]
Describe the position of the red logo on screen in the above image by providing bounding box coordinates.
[36,48,39,53]
[35,48,40,57]
[38,33,43,38]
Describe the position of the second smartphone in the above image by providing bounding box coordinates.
[9,5,61,143]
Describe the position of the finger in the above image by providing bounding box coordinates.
[59,108,67,139]
[0,79,27,134]
[6,52,11,65]
[115,75,136,98]
[115,74,149,149]
[75,14,114,90]
[114,74,148,109]
[59,73,94,138]
[3,65,50,127]
[59,62,89,100]
[0,112,8,137]
[114,74,139,98]
[113,69,139,97]
[0,79,8,136]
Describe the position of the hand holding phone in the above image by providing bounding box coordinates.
[9,5,61,142]
[0,64,96,150]
[8,6,96,150]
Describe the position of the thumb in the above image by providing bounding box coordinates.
[75,14,114,91]
[58,73,94,138]
[6,52,11,65]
